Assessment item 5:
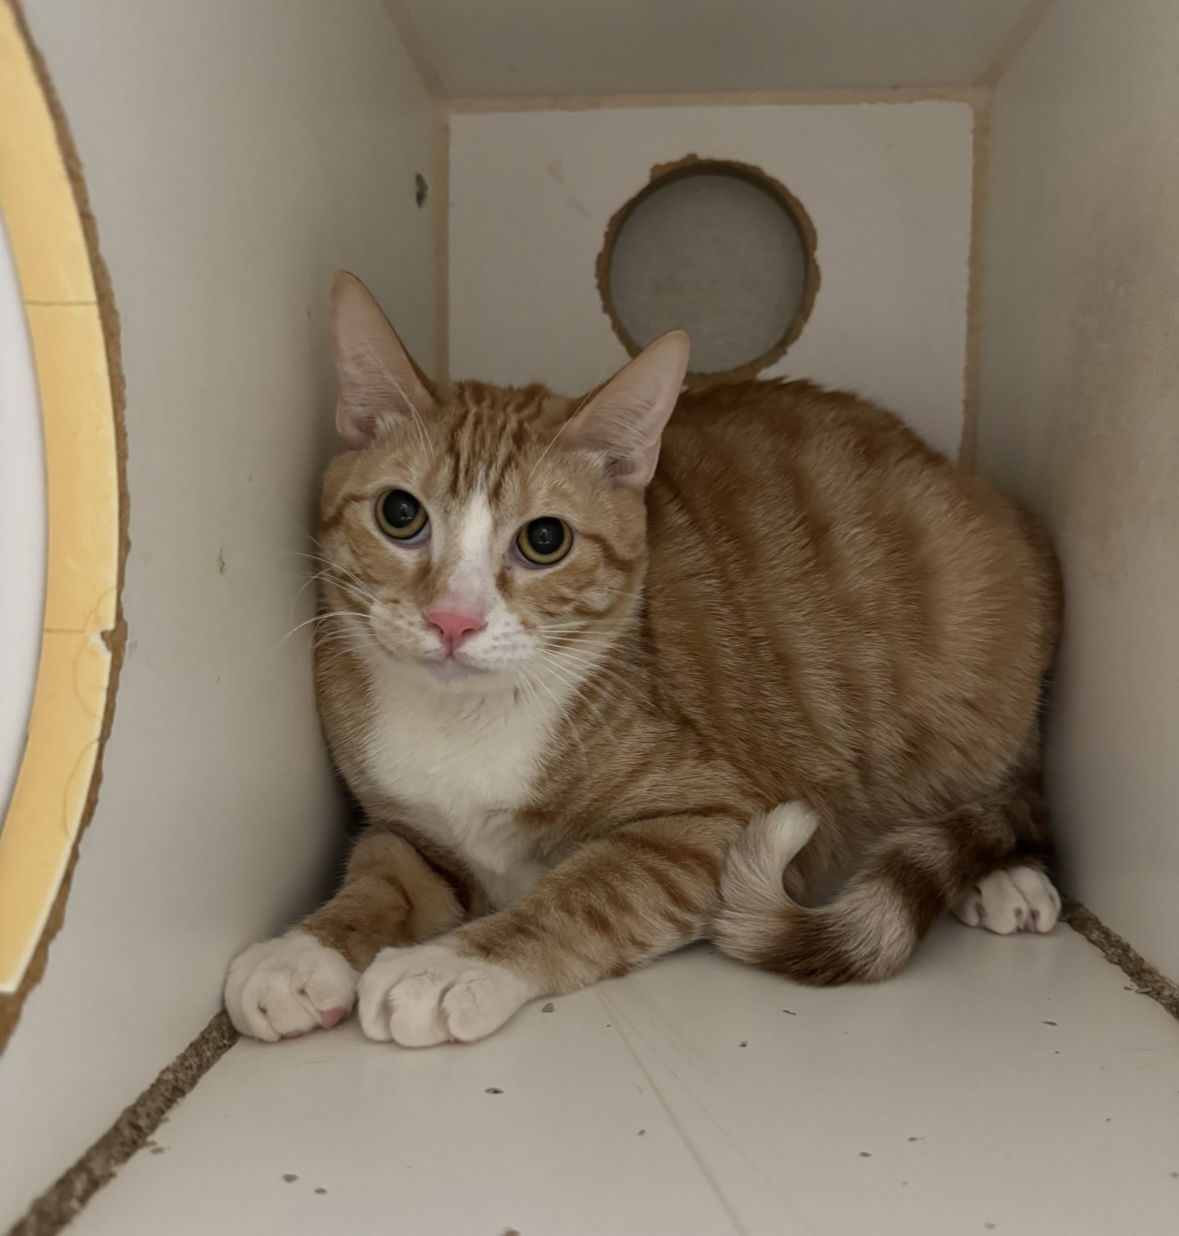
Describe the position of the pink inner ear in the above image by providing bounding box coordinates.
[337,406,375,450]
[564,331,689,489]
[604,454,640,482]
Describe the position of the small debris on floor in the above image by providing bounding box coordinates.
[637,1129,646,1136]
[781,1009,797,1016]
[282,1174,298,1183]
[739,1041,748,1048]
[149,1147,166,1156]
[541,1002,555,1013]
[907,1136,924,1142]
[985,1224,996,1231]
[859,1151,872,1158]
[485,1087,503,1095]
[1042,1020,1058,1026]
[314,1188,327,1195]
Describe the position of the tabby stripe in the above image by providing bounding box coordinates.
[320,491,369,532]
[574,530,639,576]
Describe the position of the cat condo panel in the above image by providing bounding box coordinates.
[449,101,974,458]
[402,0,1036,96]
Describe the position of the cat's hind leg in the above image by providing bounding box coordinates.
[952,865,1061,934]
[714,767,1056,985]
[225,828,464,1041]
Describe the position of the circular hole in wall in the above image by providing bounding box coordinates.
[0,4,123,1042]
[598,158,819,383]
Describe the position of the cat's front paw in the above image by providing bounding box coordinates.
[357,942,536,1047]
[224,931,358,1041]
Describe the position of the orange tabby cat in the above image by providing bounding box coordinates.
[224,273,1061,1045]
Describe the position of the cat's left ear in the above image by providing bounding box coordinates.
[330,272,435,449]
[565,331,691,489]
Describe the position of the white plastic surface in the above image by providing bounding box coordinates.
[401,0,1034,97]
[76,924,1179,1236]
[0,212,46,827]
[450,103,973,457]
[978,0,1179,979]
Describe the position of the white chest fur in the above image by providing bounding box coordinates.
[359,666,566,906]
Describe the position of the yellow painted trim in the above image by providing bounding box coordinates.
[0,5,92,303]
[0,2,120,994]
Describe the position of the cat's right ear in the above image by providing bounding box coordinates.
[330,272,435,449]
[565,331,691,489]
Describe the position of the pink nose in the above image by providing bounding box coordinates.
[425,608,486,655]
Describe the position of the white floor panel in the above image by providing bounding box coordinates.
[75,923,1179,1236]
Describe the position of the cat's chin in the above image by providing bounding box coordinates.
[367,641,521,693]
[422,657,483,683]
[416,656,521,692]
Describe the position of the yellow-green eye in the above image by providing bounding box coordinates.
[376,489,428,540]
[516,517,572,566]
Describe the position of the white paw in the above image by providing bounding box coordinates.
[953,866,1061,935]
[357,942,537,1047]
[224,931,358,1042]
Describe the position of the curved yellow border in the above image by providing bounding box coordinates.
[0,3,121,1000]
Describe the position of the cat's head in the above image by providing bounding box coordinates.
[317,273,689,693]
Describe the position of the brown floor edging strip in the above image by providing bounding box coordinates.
[1063,899,1179,1021]
[5,1014,237,1236]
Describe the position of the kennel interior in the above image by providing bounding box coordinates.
[0,1,1177,1233]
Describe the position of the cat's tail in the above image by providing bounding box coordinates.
[713,777,1052,985]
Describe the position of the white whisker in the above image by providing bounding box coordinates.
[280,609,369,645]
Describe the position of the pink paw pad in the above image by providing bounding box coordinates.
[320,1007,348,1028]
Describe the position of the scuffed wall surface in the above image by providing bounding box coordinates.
[978,0,1179,976]
[449,102,974,458]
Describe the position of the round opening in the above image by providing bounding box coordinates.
[0,4,123,1038]
[598,158,819,383]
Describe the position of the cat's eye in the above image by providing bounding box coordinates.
[376,489,428,541]
[516,517,572,566]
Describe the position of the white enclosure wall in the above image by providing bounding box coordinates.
[977,0,1179,978]
[449,102,974,459]
[4,1,1179,1231]
[402,0,1033,96]
[0,0,437,1220]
